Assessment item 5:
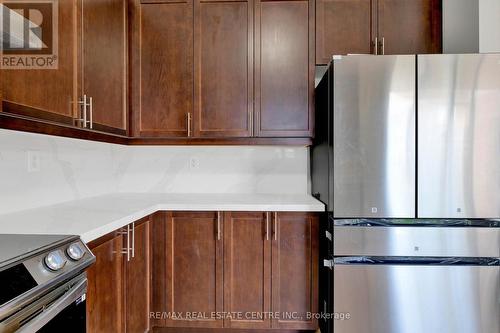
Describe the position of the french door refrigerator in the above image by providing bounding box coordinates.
[312,54,500,333]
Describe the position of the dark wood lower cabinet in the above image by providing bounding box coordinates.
[125,220,152,333]
[87,211,318,332]
[224,212,271,329]
[152,211,224,328]
[271,213,319,330]
[87,219,151,333]
[87,234,125,333]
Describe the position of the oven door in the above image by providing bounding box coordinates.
[0,273,87,333]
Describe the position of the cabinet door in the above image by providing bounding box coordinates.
[316,0,375,64]
[131,1,193,137]
[255,0,315,137]
[153,212,223,328]
[223,212,271,329]
[87,235,124,333]
[271,212,318,330]
[81,0,127,135]
[194,0,253,137]
[377,0,442,55]
[125,220,151,333]
[1,0,78,124]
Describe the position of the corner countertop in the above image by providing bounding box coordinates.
[0,193,324,243]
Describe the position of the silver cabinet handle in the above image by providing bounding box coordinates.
[381,37,385,55]
[88,96,93,129]
[126,224,130,262]
[131,222,135,258]
[374,37,378,55]
[118,225,130,261]
[265,212,270,241]
[76,95,87,128]
[83,95,88,128]
[273,212,277,241]
[217,212,221,241]
[76,95,93,128]
[187,112,192,137]
[249,110,254,137]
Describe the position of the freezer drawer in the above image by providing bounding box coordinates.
[333,55,416,218]
[334,264,500,333]
[334,226,500,258]
[418,54,500,219]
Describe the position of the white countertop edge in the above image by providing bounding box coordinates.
[0,194,325,243]
[81,203,324,243]
[81,205,161,243]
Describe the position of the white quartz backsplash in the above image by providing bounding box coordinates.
[0,129,310,215]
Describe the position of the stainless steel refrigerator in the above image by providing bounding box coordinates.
[312,54,500,333]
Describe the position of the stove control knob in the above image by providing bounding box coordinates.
[66,242,85,261]
[45,250,67,271]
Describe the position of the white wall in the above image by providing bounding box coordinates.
[479,0,500,53]
[0,129,309,214]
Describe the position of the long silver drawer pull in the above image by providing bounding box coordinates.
[217,212,221,241]
[131,222,135,258]
[88,96,93,129]
[187,112,192,137]
[273,212,277,241]
[265,212,269,241]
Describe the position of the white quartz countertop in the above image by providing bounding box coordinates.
[0,193,324,243]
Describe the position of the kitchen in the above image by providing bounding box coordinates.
[0,0,499,333]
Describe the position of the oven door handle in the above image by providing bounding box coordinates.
[1,275,87,333]
[19,277,87,333]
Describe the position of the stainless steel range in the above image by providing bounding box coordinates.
[312,54,500,333]
[0,234,95,333]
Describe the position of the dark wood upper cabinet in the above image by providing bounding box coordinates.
[377,0,442,55]
[255,0,315,138]
[223,212,271,329]
[194,0,254,137]
[316,0,442,64]
[87,234,125,333]
[125,220,151,333]
[1,0,127,135]
[2,0,316,143]
[316,0,375,64]
[130,1,193,138]
[153,211,223,328]
[81,0,128,135]
[271,212,319,330]
[1,0,78,124]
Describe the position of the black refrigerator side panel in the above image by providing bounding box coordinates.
[311,64,332,211]
[312,64,334,333]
